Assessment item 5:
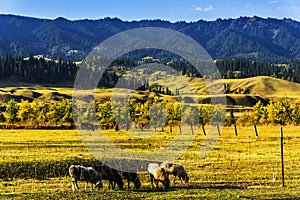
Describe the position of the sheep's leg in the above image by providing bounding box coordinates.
[150,174,154,188]
[71,181,75,191]
[85,182,88,191]
[108,181,114,189]
[155,180,159,190]
[127,180,130,189]
[180,176,184,184]
[75,180,79,190]
[173,175,177,185]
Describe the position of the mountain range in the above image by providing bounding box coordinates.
[1,14,300,61]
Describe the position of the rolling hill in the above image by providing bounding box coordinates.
[1,76,299,107]
[222,76,300,97]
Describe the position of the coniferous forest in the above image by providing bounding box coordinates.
[1,55,300,86]
[0,54,77,84]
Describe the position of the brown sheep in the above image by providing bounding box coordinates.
[160,161,189,185]
[69,165,102,191]
[94,164,124,190]
[148,163,170,189]
[118,171,141,189]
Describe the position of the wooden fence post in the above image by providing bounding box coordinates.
[217,124,221,136]
[253,125,259,138]
[234,124,238,136]
[280,126,285,187]
[201,125,206,136]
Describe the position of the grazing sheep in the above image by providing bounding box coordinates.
[148,163,170,189]
[94,165,124,189]
[69,165,102,191]
[160,161,189,185]
[118,171,141,189]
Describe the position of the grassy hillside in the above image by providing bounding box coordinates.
[0,76,300,106]
[222,76,300,97]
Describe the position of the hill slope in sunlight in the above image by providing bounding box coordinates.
[1,76,299,107]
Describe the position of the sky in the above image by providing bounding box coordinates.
[1,0,300,22]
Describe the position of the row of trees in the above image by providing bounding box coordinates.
[0,99,73,127]
[237,99,300,126]
[1,98,300,129]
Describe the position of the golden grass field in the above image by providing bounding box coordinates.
[0,126,299,199]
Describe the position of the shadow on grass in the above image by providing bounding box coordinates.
[174,182,246,190]
[126,181,247,193]
[130,188,177,193]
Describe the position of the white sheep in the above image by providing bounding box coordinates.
[69,165,103,191]
[148,163,170,189]
[160,161,189,185]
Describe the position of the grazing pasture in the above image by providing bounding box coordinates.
[0,127,299,199]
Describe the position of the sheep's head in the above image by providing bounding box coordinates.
[117,179,124,189]
[134,179,141,189]
[163,177,170,189]
[133,175,142,189]
[184,174,190,183]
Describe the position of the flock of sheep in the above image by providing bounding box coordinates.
[69,161,189,191]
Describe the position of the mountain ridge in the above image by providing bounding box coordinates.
[1,14,300,61]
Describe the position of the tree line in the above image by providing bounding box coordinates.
[0,54,76,83]
[1,98,299,129]
[236,99,300,126]
[1,55,300,86]
[216,58,300,82]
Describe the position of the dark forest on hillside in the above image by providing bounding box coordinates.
[1,55,300,86]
